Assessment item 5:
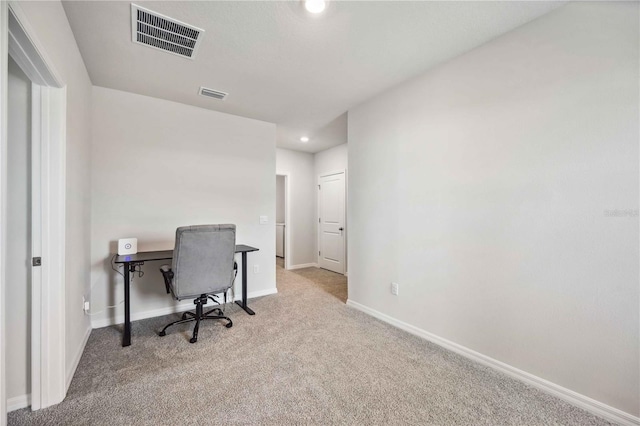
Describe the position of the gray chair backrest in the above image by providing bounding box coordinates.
[171,224,236,300]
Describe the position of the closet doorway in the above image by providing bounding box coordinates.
[2,2,68,415]
[275,173,290,270]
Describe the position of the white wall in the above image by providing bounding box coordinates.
[16,0,93,389]
[348,2,639,417]
[276,175,285,224]
[306,112,348,154]
[91,87,276,326]
[276,148,316,267]
[6,57,31,401]
[315,143,347,177]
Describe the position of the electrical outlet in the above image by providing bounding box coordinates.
[253,265,259,274]
[391,282,399,296]
[83,297,90,313]
[259,215,268,225]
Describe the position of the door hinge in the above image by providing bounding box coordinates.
[318,185,321,190]
[32,257,42,267]
[319,251,321,256]
[319,218,321,223]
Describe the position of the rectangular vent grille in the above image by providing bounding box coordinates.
[131,4,204,59]
[199,87,228,101]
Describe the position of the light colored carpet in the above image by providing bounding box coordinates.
[9,263,613,425]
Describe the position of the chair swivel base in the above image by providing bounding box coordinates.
[158,295,232,343]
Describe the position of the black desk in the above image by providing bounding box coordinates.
[114,244,259,347]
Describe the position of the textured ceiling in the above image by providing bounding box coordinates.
[62,1,563,153]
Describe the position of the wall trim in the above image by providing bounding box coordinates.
[66,325,91,392]
[6,394,30,412]
[92,288,278,329]
[29,84,67,411]
[288,263,318,270]
[346,299,640,426]
[244,287,278,299]
[7,1,62,87]
[91,301,194,329]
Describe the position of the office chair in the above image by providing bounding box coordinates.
[158,224,237,343]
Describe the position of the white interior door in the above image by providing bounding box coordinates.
[318,172,345,274]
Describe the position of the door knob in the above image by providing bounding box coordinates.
[339,227,344,231]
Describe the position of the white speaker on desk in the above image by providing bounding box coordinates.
[118,238,138,255]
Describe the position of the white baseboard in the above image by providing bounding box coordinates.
[244,287,278,299]
[7,394,30,412]
[92,288,278,329]
[288,263,318,270]
[346,299,640,426]
[91,301,193,329]
[66,325,92,391]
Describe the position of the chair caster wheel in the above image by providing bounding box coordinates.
[189,337,197,343]
[159,331,166,337]
[226,322,233,328]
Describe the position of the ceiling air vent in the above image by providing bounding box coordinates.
[199,87,228,101]
[131,4,204,59]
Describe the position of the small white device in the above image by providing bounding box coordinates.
[118,238,138,255]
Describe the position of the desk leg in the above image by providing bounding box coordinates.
[122,262,132,347]
[235,252,255,315]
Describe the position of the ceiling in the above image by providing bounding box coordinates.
[62,1,563,153]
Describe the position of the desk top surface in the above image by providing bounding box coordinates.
[114,245,259,264]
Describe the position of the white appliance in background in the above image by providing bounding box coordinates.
[276,223,285,258]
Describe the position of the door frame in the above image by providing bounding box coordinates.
[317,169,347,275]
[0,2,7,421]
[2,0,67,416]
[275,172,291,270]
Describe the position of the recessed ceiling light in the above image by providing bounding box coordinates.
[300,136,309,143]
[305,0,326,14]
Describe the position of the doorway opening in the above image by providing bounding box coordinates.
[6,54,32,413]
[275,173,290,271]
[2,2,68,417]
